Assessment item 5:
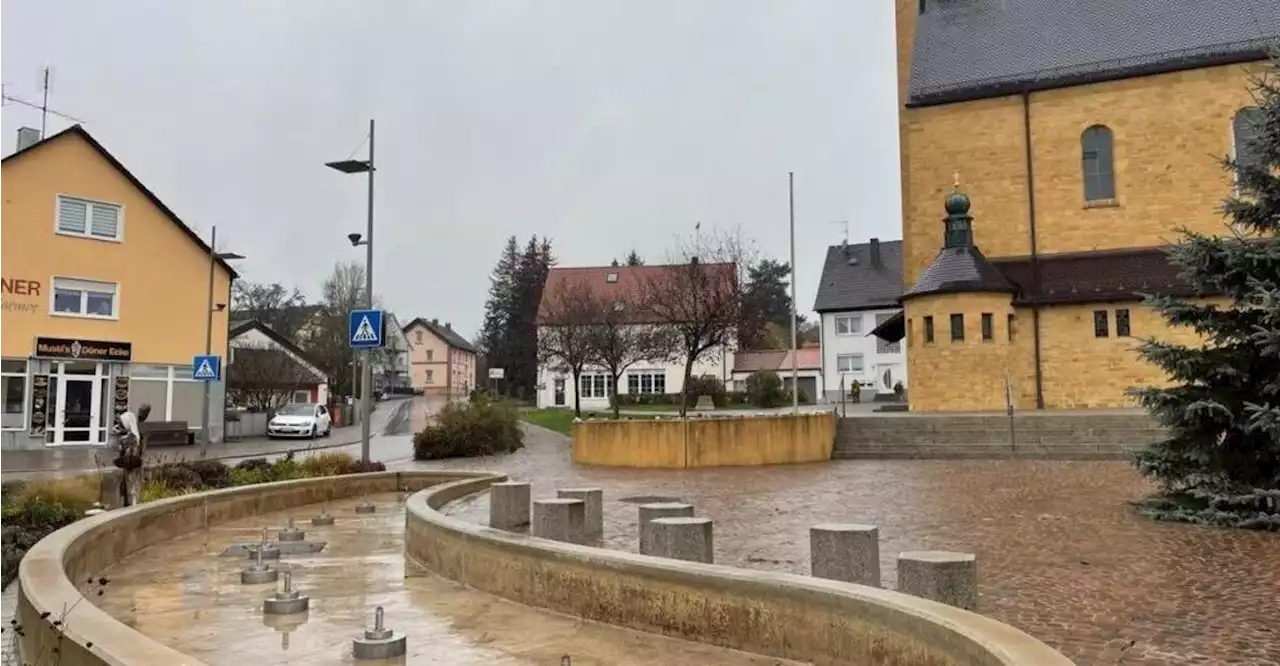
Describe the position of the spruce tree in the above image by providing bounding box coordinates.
[1132,58,1280,530]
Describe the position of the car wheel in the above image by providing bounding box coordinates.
[309,426,317,439]
[324,425,332,437]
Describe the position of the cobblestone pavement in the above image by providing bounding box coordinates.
[405,424,1280,666]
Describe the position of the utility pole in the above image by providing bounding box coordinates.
[788,172,798,413]
[40,67,49,138]
[200,226,217,458]
[361,119,376,465]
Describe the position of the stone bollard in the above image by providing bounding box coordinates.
[532,498,586,544]
[352,605,407,660]
[638,503,694,555]
[489,481,532,530]
[897,551,977,610]
[556,488,603,536]
[263,570,310,615]
[810,523,881,587]
[649,517,714,563]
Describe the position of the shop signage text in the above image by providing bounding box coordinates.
[1,278,41,314]
[34,337,133,361]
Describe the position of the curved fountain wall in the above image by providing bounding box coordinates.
[406,475,1076,666]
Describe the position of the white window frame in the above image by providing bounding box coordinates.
[834,314,861,336]
[130,365,200,420]
[1,359,30,431]
[54,194,124,242]
[837,354,865,375]
[580,372,614,399]
[50,276,119,320]
[626,370,666,395]
[291,390,310,404]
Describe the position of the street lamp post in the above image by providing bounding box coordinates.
[201,225,244,459]
[326,119,376,464]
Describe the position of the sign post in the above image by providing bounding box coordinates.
[349,309,385,464]
[488,367,504,395]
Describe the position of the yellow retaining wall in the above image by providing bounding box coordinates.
[571,412,835,468]
[406,476,1075,666]
[16,470,499,666]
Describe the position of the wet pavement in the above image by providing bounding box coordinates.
[403,424,1280,666]
[92,492,798,666]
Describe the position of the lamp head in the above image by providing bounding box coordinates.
[347,233,363,246]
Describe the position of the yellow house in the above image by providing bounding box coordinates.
[403,318,477,396]
[886,0,1277,412]
[1,126,236,448]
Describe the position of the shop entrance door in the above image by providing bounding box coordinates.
[51,361,106,445]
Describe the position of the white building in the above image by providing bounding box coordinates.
[227,319,329,406]
[533,263,734,411]
[813,238,906,402]
[373,313,411,391]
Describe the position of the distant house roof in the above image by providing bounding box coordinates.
[733,348,822,374]
[1,125,239,278]
[228,319,325,382]
[908,0,1280,106]
[231,305,324,337]
[405,317,478,354]
[538,262,737,325]
[812,240,903,313]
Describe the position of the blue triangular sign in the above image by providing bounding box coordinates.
[351,316,378,343]
[194,359,216,379]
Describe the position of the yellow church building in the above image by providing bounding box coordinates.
[876,0,1278,412]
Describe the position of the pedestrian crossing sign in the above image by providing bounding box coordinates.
[348,309,385,349]
[192,355,221,381]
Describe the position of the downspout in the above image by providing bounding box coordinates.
[1022,91,1045,410]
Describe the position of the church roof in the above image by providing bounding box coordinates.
[908,0,1280,106]
[902,245,1016,300]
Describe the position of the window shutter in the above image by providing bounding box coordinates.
[57,198,88,234]
[90,203,121,238]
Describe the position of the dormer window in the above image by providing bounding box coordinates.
[605,272,619,283]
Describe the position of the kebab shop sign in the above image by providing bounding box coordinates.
[1,278,41,314]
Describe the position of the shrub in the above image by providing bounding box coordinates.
[350,460,387,473]
[140,481,191,503]
[271,458,304,481]
[3,524,47,588]
[17,477,99,519]
[302,452,356,477]
[236,458,273,473]
[147,463,203,491]
[414,396,524,460]
[685,375,726,408]
[745,371,785,408]
[1,480,28,504]
[230,466,271,486]
[186,459,232,488]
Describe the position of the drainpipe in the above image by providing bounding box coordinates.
[1022,91,1045,410]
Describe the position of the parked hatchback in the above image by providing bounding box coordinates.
[267,403,332,439]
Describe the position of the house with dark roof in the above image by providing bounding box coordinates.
[534,263,735,410]
[891,1,1277,411]
[227,320,329,408]
[1,125,239,448]
[812,238,906,402]
[403,317,478,396]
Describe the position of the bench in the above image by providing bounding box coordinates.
[142,420,194,447]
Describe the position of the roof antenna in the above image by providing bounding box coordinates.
[831,220,849,254]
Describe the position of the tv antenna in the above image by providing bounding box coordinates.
[831,220,849,244]
[1,67,85,138]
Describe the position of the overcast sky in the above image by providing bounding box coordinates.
[2,0,902,340]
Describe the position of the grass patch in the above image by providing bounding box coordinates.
[518,409,665,435]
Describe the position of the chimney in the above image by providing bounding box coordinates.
[869,238,882,270]
[445,322,452,330]
[432,318,439,326]
[16,127,40,152]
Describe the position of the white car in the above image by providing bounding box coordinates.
[266,403,332,439]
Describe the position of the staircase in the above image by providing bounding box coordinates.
[833,411,1166,460]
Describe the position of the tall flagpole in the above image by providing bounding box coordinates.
[789,172,798,413]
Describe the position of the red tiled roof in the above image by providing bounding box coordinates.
[733,348,821,373]
[537,262,736,325]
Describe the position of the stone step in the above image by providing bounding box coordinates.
[831,443,1135,461]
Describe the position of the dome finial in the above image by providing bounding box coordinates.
[944,176,971,216]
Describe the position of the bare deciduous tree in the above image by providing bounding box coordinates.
[639,228,750,416]
[537,276,599,416]
[227,347,313,413]
[587,300,677,418]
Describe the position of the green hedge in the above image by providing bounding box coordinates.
[413,395,524,460]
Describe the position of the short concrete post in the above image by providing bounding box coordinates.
[649,517,714,563]
[638,503,694,555]
[532,498,586,544]
[489,481,531,529]
[897,551,977,610]
[810,523,881,587]
[556,487,603,536]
